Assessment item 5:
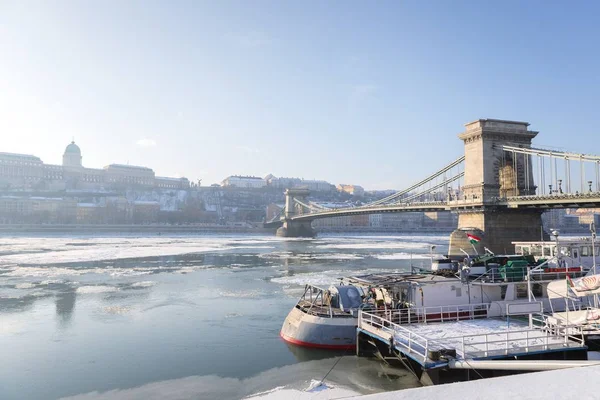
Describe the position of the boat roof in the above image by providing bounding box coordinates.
[513,238,597,245]
[342,273,457,286]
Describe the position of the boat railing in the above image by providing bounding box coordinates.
[469,257,586,284]
[359,310,584,362]
[296,284,333,318]
[364,303,490,325]
[440,314,585,359]
[358,309,431,362]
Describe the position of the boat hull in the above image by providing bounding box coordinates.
[280,307,356,350]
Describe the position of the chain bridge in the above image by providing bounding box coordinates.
[266,119,600,255]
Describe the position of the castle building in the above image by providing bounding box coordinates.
[0,141,189,191]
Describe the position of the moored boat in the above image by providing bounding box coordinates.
[280,284,362,350]
[281,241,593,350]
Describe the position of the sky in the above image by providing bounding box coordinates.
[1,1,599,190]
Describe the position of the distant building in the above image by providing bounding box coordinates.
[0,141,189,191]
[221,175,266,189]
[0,196,77,223]
[423,211,457,227]
[381,213,423,228]
[337,184,365,197]
[133,200,160,223]
[369,214,383,227]
[265,203,284,221]
[265,174,335,192]
[77,203,102,224]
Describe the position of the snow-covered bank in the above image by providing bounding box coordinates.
[349,364,600,400]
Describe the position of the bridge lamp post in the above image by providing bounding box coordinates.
[558,180,563,194]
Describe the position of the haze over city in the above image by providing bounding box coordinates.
[2,1,600,190]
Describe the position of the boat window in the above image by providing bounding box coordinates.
[516,284,528,299]
[522,247,530,256]
[543,246,552,257]
[530,246,542,257]
[573,249,579,259]
[531,283,543,298]
[515,245,522,254]
[337,286,362,310]
[560,246,570,257]
[582,246,590,257]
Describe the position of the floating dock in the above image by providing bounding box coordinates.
[356,304,589,385]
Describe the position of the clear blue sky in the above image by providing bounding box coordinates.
[1,1,599,189]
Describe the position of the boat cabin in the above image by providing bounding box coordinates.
[513,238,599,270]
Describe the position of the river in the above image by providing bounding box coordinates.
[0,233,449,400]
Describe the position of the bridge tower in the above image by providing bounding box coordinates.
[449,119,546,255]
[276,188,315,237]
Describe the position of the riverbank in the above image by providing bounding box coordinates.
[0,223,275,235]
[0,224,457,236]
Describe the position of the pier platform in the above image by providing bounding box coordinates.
[357,305,588,384]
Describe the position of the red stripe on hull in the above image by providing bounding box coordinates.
[280,332,355,350]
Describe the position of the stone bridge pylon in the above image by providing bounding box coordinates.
[449,119,546,255]
[276,188,315,237]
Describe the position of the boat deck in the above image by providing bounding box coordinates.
[296,300,353,317]
[358,305,586,369]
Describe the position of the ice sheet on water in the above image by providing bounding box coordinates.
[218,289,274,299]
[316,242,430,250]
[129,281,156,288]
[14,282,36,289]
[259,252,364,260]
[76,285,119,294]
[271,268,406,289]
[58,363,362,400]
[374,253,432,260]
[0,236,279,266]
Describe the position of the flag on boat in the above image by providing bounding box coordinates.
[466,233,482,245]
[566,275,577,298]
[548,274,600,299]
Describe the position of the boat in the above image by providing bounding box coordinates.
[546,273,600,349]
[280,242,593,350]
[280,284,362,350]
[513,236,599,270]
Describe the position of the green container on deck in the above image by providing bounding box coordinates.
[499,260,528,281]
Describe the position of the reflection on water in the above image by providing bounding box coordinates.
[0,234,447,400]
[284,341,348,362]
[55,288,76,327]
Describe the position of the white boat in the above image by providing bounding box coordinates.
[281,246,592,350]
[513,237,599,270]
[547,273,600,349]
[280,284,361,350]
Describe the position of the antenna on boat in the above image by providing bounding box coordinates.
[591,222,597,276]
[540,226,544,241]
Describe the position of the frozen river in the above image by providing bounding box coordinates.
[0,233,449,400]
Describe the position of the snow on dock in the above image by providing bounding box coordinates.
[351,363,600,400]
[400,317,575,358]
[358,305,586,368]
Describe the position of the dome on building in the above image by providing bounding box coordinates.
[63,140,82,168]
[64,141,81,154]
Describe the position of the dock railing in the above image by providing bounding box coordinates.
[358,308,431,362]
[359,308,585,363]
[451,313,585,358]
[364,303,490,325]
